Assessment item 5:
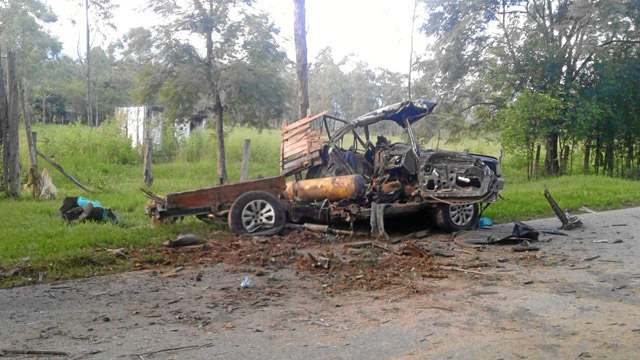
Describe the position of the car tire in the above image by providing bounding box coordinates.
[434,203,479,231]
[228,191,286,235]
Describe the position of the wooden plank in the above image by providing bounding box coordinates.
[284,140,323,158]
[282,123,310,140]
[166,176,286,210]
[284,138,313,155]
[283,131,316,148]
[283,142,324,161]
[283,153,322,171]
[283,132,324,153]
[284,144,323,163]
[283,142,324,160]
[282,110,328,132]
[284,132,324,148]
[283,138,322,156]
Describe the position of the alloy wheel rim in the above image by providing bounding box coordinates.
[449,204,475,226]
[241,199,275,232]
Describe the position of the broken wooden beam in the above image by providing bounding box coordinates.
[0,349,70,357]
[36,151,91,193]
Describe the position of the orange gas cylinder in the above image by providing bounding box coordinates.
[284,175,366,202]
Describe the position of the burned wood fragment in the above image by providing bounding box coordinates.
[513,245,540,252]
[0,349,70,357]
[344,241,373,249]
[400,243,430,257]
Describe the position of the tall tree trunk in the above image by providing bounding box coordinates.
[293,0,309,119]
[533,144,541,178]
[7,51,21,197]
[85,0,93,127]
[550,133,560,175]
[560,144,569,175]
[544,140,550,175]
[604,140,614,177]
[203,2,227,184]
[214,93,227,184]
[625,136,633,178]
[41,91,47,124]
[527,147,533,180]
[408,0,418,100]
[0,47,8,192]
[544,136,558,175]
[583,143,590,174]
[594,136,601,175]
[20,79,37,171]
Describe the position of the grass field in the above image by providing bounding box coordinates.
[1,123,639,286]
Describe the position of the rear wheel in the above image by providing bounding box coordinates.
[229,191,286,235]
[434,203,478,231]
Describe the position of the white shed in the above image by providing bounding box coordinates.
[115,106,164,148]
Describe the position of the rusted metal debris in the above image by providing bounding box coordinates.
[286,223,353,236]
[544,186,582,230]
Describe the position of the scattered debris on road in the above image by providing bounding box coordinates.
[579,206,597,214]
[544,186,582,230]
[163,234,203,248]
[0,257,30,279]
[0,349,70,357]
[540,228,569,236]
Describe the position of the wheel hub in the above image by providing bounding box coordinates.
[241,199,276,233]
[449,204,475,227]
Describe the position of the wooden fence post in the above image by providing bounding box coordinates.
[142,116,153,187]
[241,139,251,182]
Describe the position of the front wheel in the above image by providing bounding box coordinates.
[229,191,286,235]
[434,203,479,231]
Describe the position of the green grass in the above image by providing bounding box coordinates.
[483,175,640,222]
[0,124,282,286]
[1,123,639,286]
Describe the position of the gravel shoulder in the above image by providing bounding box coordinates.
[1,207,639,359]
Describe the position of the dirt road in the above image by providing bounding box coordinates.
[1,207,639,359]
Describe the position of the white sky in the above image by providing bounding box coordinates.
[44,0,429,74]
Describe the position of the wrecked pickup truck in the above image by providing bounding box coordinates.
[144,100,504,237]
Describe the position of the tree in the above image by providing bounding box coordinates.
[497,90,563,179]
[0,0,59,196]
[419,0,639,175]
[6,50,20,197]
[148,0,289,183]
[293,0,309,119]
[81,0,117,126]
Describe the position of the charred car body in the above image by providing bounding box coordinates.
[144,100,504,236]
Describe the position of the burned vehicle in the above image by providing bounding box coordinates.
[144,100,504,237]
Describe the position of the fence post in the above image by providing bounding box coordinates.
[142,114,153,188]
[241,139,251,182]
